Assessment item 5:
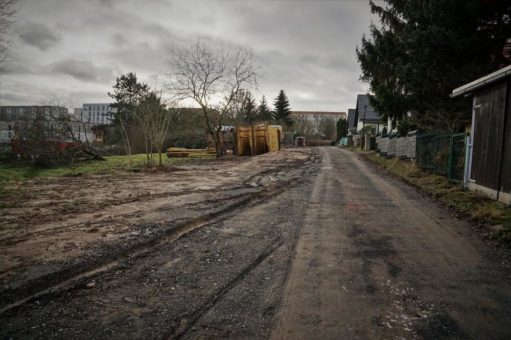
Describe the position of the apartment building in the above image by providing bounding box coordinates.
[80,103,115,125]
[0,106,69,143]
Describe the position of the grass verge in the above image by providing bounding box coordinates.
[0,153,202,200]
[356,149,511,246]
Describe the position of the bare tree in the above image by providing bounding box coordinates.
[12,96,103,166]
[227,89,257,126]
[166,40,257,157]
[293,115,315,137]
[44,96,104,161]
[135,90,175,166]
[0,0,18,72]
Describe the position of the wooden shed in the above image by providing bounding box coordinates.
[451,65,511,204]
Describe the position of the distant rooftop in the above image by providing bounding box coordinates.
[355,94,381,122]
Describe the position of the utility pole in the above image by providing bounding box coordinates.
[362,105,367,131]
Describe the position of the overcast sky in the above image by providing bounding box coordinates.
[0,0,374,112]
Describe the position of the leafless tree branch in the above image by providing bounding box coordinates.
[166,39,257,156]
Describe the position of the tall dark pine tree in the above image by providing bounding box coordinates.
[357,0,511,133]
[108,72,150,155]
[257,95,273,122]
[242,92,257,124]
[273,90,293,128]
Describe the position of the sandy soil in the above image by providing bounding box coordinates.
[0,149,313,305]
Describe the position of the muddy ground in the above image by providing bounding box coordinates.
[1,147,511,339]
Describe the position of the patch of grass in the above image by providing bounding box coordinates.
[0,153,193,199]
[358,150,511,245]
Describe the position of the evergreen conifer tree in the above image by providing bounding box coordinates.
[257,95,273,122]
[242,92,257,124]
[357,0,511,132]
[273,90,293,128]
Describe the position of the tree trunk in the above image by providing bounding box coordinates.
[119,119,132,156]
[214,130,223,158]
[158,145,163,166]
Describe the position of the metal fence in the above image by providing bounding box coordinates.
[416,133,466,182]
[375,132,416,159]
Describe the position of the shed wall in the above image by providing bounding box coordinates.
[500,83,511,195]
[471,83,507,190]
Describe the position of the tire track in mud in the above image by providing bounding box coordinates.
[165,238,285,340]
[0,152,320,315]
[0,188,257,247]
[0,153,316,245]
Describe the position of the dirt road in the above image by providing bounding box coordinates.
[2,147,511,339]
[271,148,511,339]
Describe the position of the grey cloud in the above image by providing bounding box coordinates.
[0,91,29,104]
[111,32,128,46]
[18,21,60,51]
[4,0,375,111]
[51,59,115,83]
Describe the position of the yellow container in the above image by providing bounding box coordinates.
[236,127,252,156]
[252,124,268,155]
[266,125,283,152]
[235,124,283,156]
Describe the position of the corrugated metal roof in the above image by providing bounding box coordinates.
[451,64,511,98]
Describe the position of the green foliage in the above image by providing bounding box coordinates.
[239,91,257,124]
[108,73,151,154]
[357,0,511,133]
[257,95,273,122]
[336,118,348,140]
[167,108,207,148]
[108,73,150,125]
[396,116,417,137]
[273,90,293,128]
[0,154,182,182]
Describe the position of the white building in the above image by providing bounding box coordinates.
[79,103,116,125]
[353,94,385,134]
[290,111,346,135]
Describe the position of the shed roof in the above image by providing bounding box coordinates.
[451,64,511,98]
